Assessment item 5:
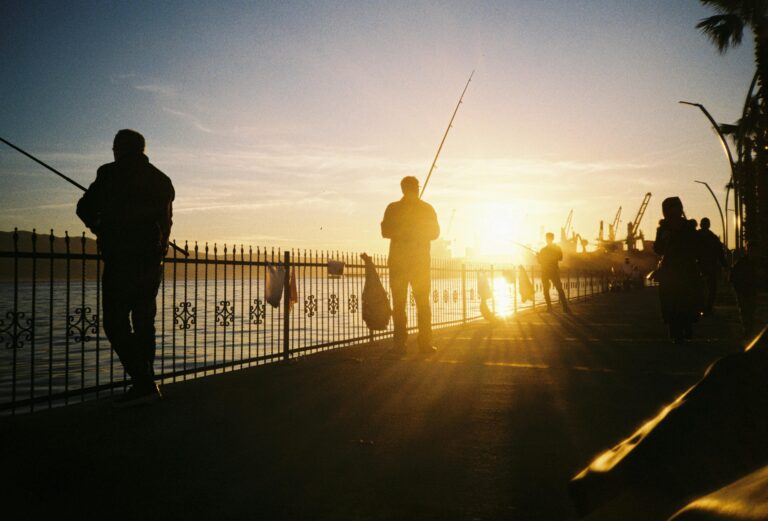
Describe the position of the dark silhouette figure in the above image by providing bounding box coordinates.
[696,217,727,315]
[77,129,174,406]
[381,176,439,354]
[538,232,571,313]
[653,197,702,344]
[731,242,758,337]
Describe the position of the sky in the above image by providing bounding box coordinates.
[0,0,756,259]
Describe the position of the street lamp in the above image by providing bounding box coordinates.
[679,101,736,250]
[694,180,726,242]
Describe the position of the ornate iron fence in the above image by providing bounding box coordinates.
[0,228,611,414]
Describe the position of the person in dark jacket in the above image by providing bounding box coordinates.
[381,176,440,355]
[696,217,727,315]
[538,232,571,313]
[77,129,174,406]
[653,197,702,343]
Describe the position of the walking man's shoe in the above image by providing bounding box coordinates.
[418,345,437,356]
[113,383,162,408]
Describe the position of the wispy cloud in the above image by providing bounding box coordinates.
[0,202,74,213]
[162,107,213,133]
[109,72,136,84]
[134,83,176,96]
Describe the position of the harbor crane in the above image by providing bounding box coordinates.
[561,209,574,242]
[608,206,622,242]
[626,193,651,251]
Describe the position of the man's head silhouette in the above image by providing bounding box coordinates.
[400,176,419,197]
[545,232,554,244]
[700,217,711,230]
[113,129,145,161]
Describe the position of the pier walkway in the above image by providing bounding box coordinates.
[1,287,744,519]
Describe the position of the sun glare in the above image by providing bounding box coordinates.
[493,276,515,317]
[456,201,541,262]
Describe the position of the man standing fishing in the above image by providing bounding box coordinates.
[538,232,571,314]
[77,129,174,406]
[381,176,440,355]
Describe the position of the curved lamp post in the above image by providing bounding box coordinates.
[694,180,726,242]
[679,101,735,250]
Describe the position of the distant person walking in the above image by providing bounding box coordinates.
[538,232,571,314]
[696,217,727,315]
[381,176,440,355]
[77,129,174,406]
[653,197,702,344]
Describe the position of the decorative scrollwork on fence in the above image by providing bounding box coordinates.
[432,290,439,303]
[174,301,196,330]
[452,290,459,303]
[67,307,98,343]
[0,310,33,349]
[329,294,339,315]
[443,289,449,303]
[216,300,234,326]
[249,299,265,325]
[304,295,317,317]
[348,294,358,313]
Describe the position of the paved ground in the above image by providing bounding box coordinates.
[0,288,746,520]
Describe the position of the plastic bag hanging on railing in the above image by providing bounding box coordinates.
[478,272,492,300]
[478,272,496,322]
[518,265,534,303]
[289,268,298,312]
[360,253,391,330]
[265,264,285,308]
[328,260,345,278]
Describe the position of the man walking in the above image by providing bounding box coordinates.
[381,176,440,355]
[77,129,174,406]
[538,232,571,313]
[697,217,727,315]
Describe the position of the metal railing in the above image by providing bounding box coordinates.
[0,228,612,414]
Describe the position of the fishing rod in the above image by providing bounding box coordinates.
[0,136,188,257]
[511,241,538,254]
[420,70,474,198]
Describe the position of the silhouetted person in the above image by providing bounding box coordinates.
[653,197,702,344]
[696,217,727,315]
[731,242,757,337]
[77,129,174,406]
[381,176,439,355]
[538,232,571,313]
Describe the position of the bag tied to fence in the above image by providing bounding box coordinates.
[328,260,345,278]
[265,264,285,308]
[478,273,492,301]
[360,253,391,331]
[518,265,534,303]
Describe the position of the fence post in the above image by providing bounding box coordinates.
[461,263,467,324]
[283,250,290,361]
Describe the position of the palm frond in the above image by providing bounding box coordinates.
[696,14,745,52]
[699,0,739,15]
